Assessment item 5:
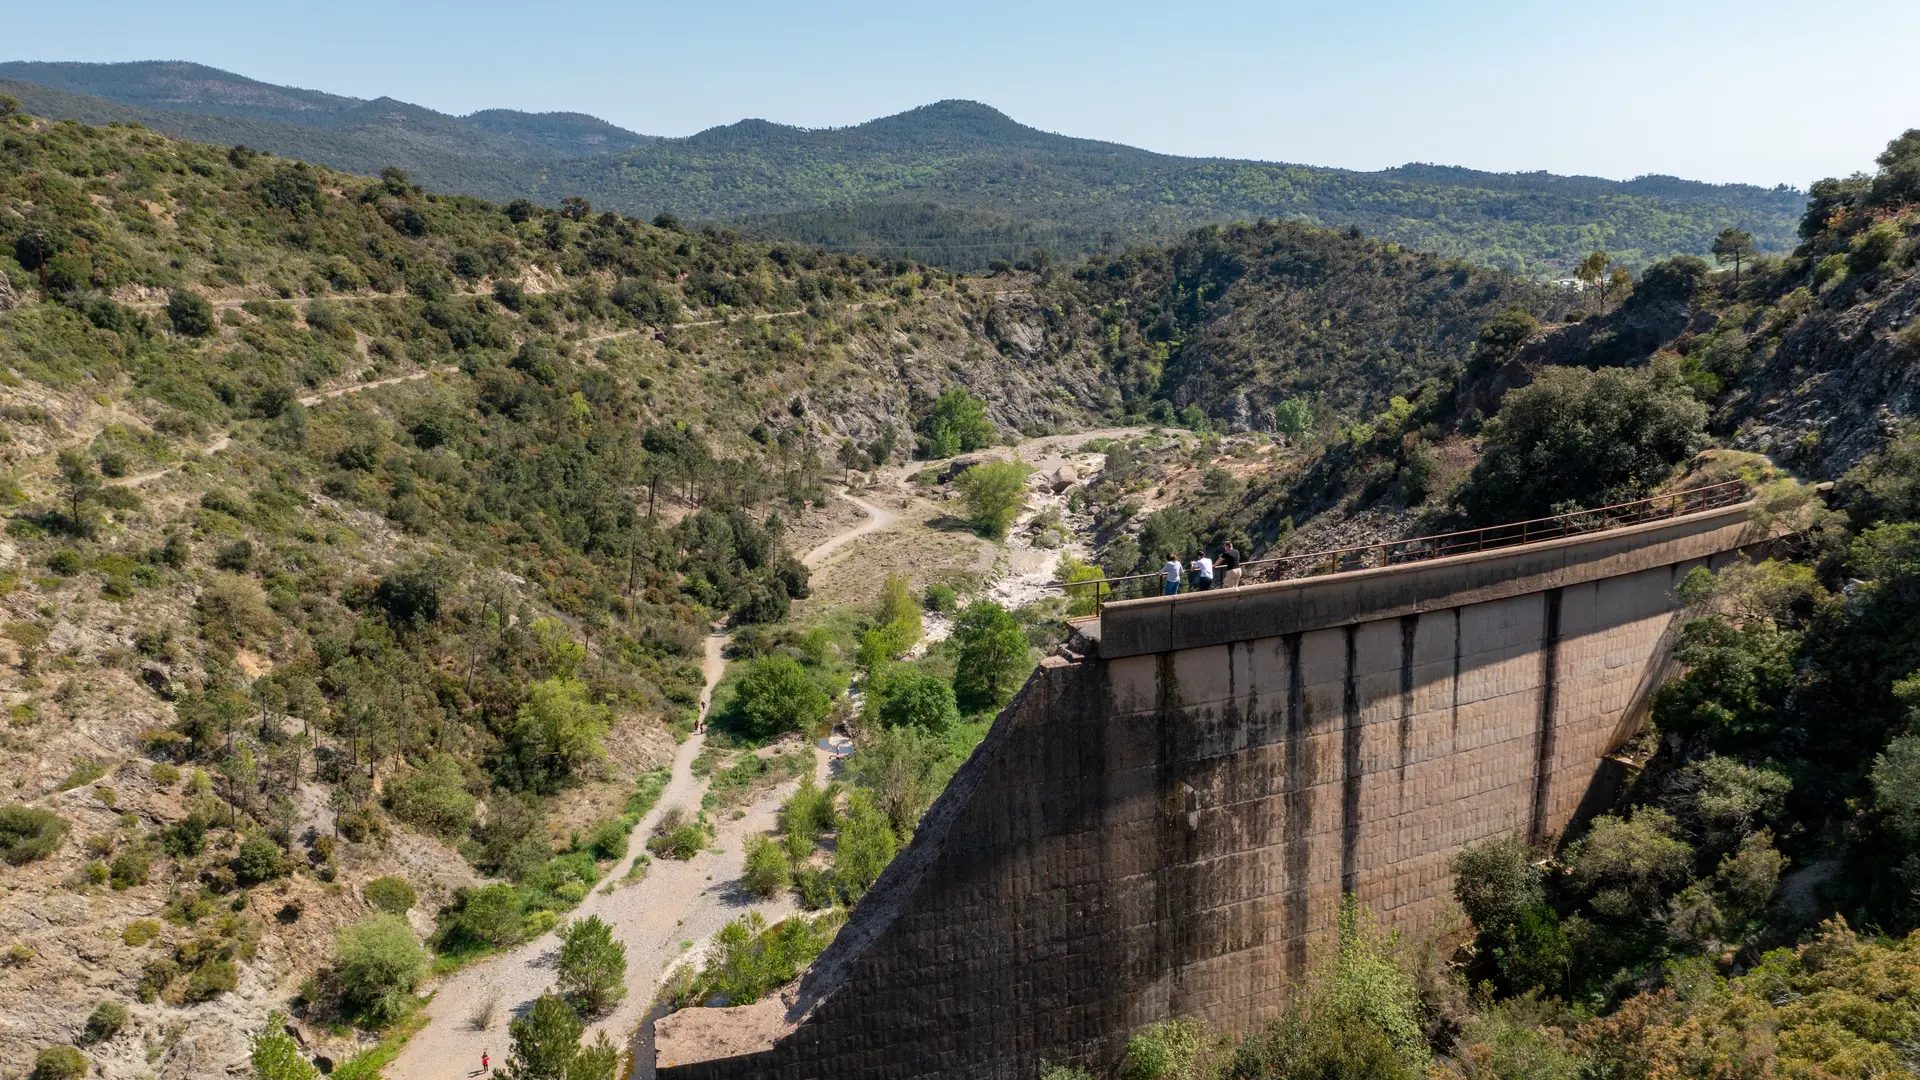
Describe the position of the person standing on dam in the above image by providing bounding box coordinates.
[1218,540,1242,588]
[1192,552,1215,591]
[1162,552,1183,595]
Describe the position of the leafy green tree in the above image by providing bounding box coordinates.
[957,461,1032,539]
[556,915,627,1016]
[951,601,1030,713]
[731,655,830,739]
[867,670,960,735]
[166,289,215,337]
[918,386,995,457]
[55,449,101,530]
[233,833,285,885]
[833,789,897,896]
[1469,306,1540,375]
[850,724,950,834]
[1273,397,1314,439]
[436,883,525,950]
[836,438,869,481]
[1454,362,1707,524]
[1711,228,1755,284]
[386,753,478,838]
[1452,834,1544,932]
[1575,250,1611,292]
[875,573,922,644]
[504,993,583,1080]
[502,678,610,793]
[335,915,427,1025]
[1566,809,1694,921]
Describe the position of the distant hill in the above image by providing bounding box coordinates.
[0,62,1806,274]
[0,60,653,203]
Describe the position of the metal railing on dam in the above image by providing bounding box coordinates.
[1045,479,1749,611]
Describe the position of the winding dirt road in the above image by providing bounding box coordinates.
[389,501,898,1080]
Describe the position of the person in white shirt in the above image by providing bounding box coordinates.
[1161,553,1183,595]
[1193,554,1215,591]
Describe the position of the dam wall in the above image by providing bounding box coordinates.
[659,502,1764,1079]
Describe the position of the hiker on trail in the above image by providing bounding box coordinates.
[1162,552,1183,596]
[481,1050,489,1073]
[1218,541,1243,588]
[1192,552,1215,591]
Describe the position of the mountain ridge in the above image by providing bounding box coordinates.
[0,61,1808,274]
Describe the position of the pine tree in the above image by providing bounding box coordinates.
[555,916,627,1017]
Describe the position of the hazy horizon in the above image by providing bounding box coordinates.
[8,0,1919,189]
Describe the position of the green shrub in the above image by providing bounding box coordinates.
[731,655,830,740]
[924,583,958,613]
[336,915,427,1025]
[1453,362,1707,525]
[122,919,162,946]
[182,959,237,1002]
[109,847,152,889]
[556,914,627,1016]
[0,806,68,864]
[1124,1017,1216,1080]
[166,290,215,336]
[585,817,631,862]
[250,1012,322,1080]
[865,670,960,735]
[232,834,285,885]
[742,835,792,899]
[363,876,417,915]
[83,1000,129,1042]
[48,549,84,575]
[30,1046,87,1080]
[384,753,477,839]
[670,911,840,1008]
[149,762,180,786]
[435,883,525,952]
[918,386,995,458]
[957,461,1033,539]
[832,790,897,899]
[646,807,707,861]
[952,601,1031,712]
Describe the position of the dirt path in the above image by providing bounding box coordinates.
[584,298,897,345]
[102,433,232,488]
[801,491,898,571]
[390,507,893,1080]
[298,365,458,407]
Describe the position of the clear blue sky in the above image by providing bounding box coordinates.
[9,0,1918,188]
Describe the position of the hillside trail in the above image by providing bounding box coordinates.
[390,501,896,1080]
[584,297,897,345]
[93,364,460,488]
[103,432,231,488]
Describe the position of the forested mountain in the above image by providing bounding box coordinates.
[0,62,1802,275]
[0,61,653,208]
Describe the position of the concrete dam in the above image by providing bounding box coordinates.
[659,495,1771,1079]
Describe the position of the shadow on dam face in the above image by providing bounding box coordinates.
[656,502,1772,1080]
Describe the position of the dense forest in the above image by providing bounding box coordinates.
[0,63,1803,275]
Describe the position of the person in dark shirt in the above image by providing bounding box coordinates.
[1218,541,1243,588]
